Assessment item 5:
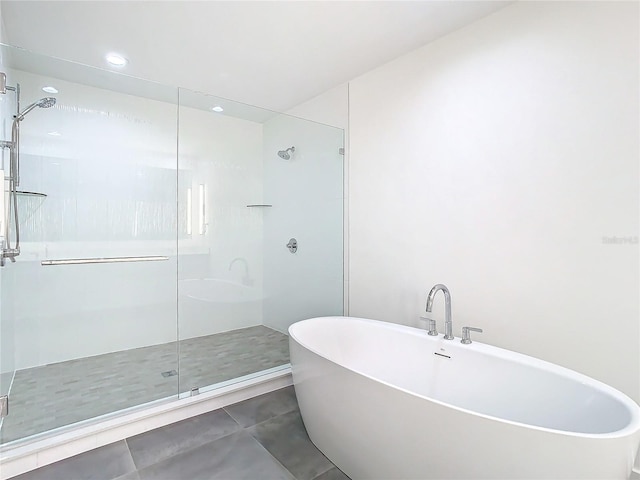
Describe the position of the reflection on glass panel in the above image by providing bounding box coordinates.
[177,89,344,396]
[263,113,344,333]
[0,43,344,449]
[0,45,179,445]
[178,89,270,395]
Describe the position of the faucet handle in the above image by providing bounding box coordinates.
[461,326,483,344]
[427,319,438,336]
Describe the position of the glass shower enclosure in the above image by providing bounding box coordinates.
[0,44,344,447]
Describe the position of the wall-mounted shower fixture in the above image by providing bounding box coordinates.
[1,74,56,266]
[286,238,298,253]
[16,97,56,121]
[278,146,295,160]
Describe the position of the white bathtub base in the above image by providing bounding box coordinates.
[293,346,634,479]
[290,317,640,480]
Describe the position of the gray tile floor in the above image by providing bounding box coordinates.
[11,386,350,480]
[2,326,289,444]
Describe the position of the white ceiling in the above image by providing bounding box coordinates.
[1,1,510,112]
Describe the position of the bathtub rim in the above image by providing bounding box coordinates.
[289,315,640,440]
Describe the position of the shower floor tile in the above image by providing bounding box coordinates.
[1,325,289,444]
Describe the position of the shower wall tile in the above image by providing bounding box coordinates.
[7,68,179,372]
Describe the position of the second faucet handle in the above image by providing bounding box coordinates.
[461,326,483,344]
[427,319,438,336]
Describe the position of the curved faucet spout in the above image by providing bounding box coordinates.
[425,283,453,340]
[229,257,251,286]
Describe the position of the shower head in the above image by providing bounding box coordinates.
[277,146,295,160]
[16,97,56,121]
[38,97,57,108]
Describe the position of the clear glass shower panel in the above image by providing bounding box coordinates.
[177,89,274,395]
[177,89,343,396]
[0,45,179,445]
[262,114,344,333]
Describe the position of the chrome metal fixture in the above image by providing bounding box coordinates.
[461,326,483,344]
[41,256,169,266]
[425,284,454,340]
[16,97,56,121]
[286,238,297,253]
[1,80,56,266]
[427,319,438,336]
[277,146,295,160]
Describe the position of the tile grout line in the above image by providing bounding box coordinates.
[120,438,138,480]
[232,406,300,431]
[238,405,336,480]
[244,418,336,480]
[241,425,299,480]
[121,409,245,478]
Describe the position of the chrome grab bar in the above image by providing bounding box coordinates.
[41,255,169,266]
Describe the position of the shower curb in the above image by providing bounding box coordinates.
[0,368,292,479]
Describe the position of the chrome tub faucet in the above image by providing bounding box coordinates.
[425,284,454,340]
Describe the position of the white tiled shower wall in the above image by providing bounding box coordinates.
[177,98,264,339]
[3,69,178,369]
[1,63,347,370]
[2,69,268,369]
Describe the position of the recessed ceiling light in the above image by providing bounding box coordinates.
[42,86,58,94]
[106,53,128,67]
[47,131,62,136]
[211,105,224,113]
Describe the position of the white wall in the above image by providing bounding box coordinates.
[348,1,639,402]
[286,83,348,130]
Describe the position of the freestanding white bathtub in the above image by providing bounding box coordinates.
[289,316,640,480]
